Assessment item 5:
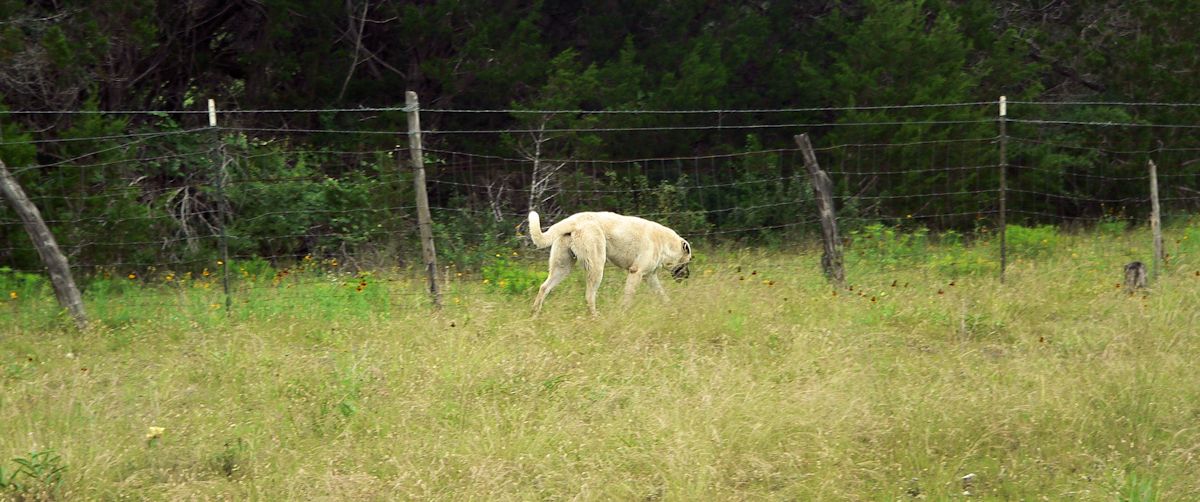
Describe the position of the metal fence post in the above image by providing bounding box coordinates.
[209,99,233,313]
[998,96,1008,283]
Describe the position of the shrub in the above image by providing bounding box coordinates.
[481,257,546,295]
[1096,216,1128,236]
[0,267,47,302]
[1005,224,1060,258]
[928,247,994,276]
[848,223,929,268]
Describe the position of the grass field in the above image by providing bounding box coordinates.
[2,224,1200,500]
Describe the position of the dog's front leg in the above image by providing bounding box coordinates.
[646,273,668,302]
[621,269,645,309]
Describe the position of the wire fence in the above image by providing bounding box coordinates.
[2,99,1200,318]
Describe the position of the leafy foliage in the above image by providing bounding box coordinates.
[0,449,68,500]
[1005,224,1061,258]
[481,256,545,295]
[3,1,1200,272]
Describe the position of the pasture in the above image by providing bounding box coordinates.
[2,224,1199,500]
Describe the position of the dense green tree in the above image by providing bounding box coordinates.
[2,0,1199,270]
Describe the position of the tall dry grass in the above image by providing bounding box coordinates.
[1,226,1198,500]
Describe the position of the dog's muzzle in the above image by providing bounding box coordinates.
[671,263,690,282]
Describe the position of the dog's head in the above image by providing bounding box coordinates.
[669,239,692,282]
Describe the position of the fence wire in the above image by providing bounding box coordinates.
[2,101,1200,317]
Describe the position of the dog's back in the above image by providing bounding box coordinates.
[530,211,681,249]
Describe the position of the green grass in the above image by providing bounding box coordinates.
[2,225,1200,500]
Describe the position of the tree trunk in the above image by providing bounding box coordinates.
[0,159,88,329]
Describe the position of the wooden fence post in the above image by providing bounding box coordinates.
[1148,159,1163,281]
[406,91,442,308]
[794,133,846,287]
[0,158,88,329]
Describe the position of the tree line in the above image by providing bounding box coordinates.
[1,0,1198,272]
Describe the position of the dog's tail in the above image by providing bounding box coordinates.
[528,211,555,249]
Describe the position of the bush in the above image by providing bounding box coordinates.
[1006,224,1060,258]
[0,267,47,302]
[1096,216,1128,236]
[928,247,994,276]
[848,223,929,268]
[481,257,546,295]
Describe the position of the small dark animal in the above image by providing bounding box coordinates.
[1123,261,1147,292]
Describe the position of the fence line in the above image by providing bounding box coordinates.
[3,98,1200,320]
[12,99,1200,117]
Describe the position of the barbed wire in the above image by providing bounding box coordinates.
[423,102,1000,114]
[0,127,207,146]
[427,175,802,193]
[1008,163,1151,181]
[219,119,996,137]
[1006,118,1200,129]
[1007,136,1200,154]
[11,128,211,174]
[1006,101,1200,108]
[0,101,1003,116]
[422,147,800,166]
[1008,189,1149,204]
[7,100,1199,118]
[4,105,1200,320]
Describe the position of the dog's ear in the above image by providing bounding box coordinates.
[681,239,691,256]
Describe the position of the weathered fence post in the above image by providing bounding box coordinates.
[210,99,233,313]
[406,91,442,308]
[0,158,88,329]
[794,133,845,287]
[1148,159,1163,280]
[998,96,1008,283]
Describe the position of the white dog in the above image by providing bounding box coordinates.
[528,211,692,315]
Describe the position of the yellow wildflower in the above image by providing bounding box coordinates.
[146,426,165,440]
[8,291,16,300]
[128,273,137,280]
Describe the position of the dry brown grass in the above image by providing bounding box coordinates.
[2,228,1199,500]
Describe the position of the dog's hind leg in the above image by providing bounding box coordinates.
[572,225,606,316]
[532,237,574,314]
